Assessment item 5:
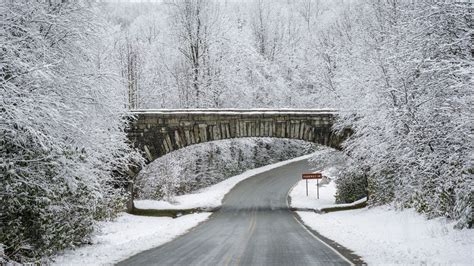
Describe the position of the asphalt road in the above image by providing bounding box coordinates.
[118,159,351,266]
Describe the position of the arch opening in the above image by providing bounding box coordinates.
[134,137,323,201]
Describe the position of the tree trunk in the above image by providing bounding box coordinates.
[126,180,135,213]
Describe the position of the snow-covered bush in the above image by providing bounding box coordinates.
[309,149,368,204]
[136,138,318,200]
[0,1,142,262]
[334,173,368,204]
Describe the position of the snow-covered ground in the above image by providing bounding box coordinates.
[298,208,473,265]
[292,178,474,265]
[52,213,210,265]
[289,176,337,210]
[135,153,315,210]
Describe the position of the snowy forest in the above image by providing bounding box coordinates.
[1,0,472,263]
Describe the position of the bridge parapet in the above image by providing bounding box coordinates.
[127,109,348,161]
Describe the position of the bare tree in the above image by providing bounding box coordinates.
[296,0,321,30]
[167,0,221,107]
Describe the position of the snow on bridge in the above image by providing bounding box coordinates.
[127,109,349,161]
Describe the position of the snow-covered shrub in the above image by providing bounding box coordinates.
[310,149,368,204]
[0,1,142,262]
[334,173,368,204]
[136,138,318,200]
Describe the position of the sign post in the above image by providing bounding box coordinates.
[317,179,319,199]
[302,173,323,199]
[306,179,309,196]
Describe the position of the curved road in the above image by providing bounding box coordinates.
[118,160,351,265]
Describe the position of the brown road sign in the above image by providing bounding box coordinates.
[302,172,323,198]
[302,173,322,179]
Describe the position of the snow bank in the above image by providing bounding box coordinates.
[52,212,210,265]
[135,153,315,210]
[289,178,337,210]
[297,208,474,265]
[292,171,474,264]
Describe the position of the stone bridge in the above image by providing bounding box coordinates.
[127,109,349,161]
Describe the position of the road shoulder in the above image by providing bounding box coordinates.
[292,211,366,265]
[287,176,365,265]
[288,170,474,265]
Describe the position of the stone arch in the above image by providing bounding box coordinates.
[127,110,350,162]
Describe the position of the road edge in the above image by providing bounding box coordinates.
[114,212,214,265]
[286,181,366,266]
[292,212,366,265]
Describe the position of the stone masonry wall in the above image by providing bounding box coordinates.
[126,110,348,161]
